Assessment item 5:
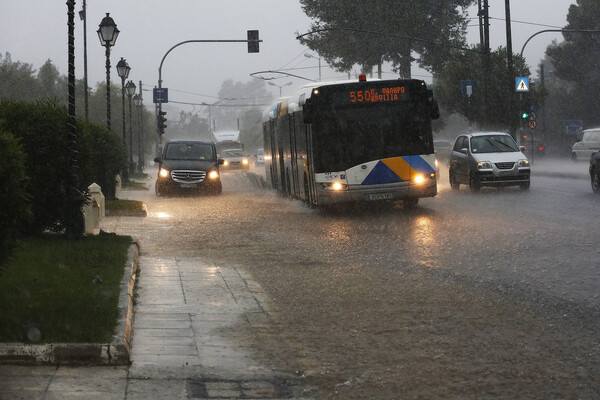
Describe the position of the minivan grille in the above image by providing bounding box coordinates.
[171,170,206,183]
[495,162,515,170]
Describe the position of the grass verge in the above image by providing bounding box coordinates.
[0,234,132,343]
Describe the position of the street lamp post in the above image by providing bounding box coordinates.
[78,0,88,120]
[268,81,293,97]
[134,92,145,172]
[97,13,119,131]
[125,80,137,174]
[304,53,322,81]
[116,57,130,182]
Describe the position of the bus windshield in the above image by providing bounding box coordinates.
[312,104,434,172]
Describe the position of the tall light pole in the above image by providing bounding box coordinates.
[97,13,119,131]
[66,0,85,239]
[304,53,322,81]
[116,57,130,182]
[134,91,145,172]
[268,81,293,97]
[125,80,137,175]
[78,0,88,120]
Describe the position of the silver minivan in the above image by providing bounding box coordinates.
[572,128,600,161]
[449,132,530,191]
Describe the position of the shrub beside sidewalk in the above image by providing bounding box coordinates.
[0,234,132,343]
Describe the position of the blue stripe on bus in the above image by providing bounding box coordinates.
[403,155,436,174]
[361,156,435,185]
[362,161,403,184]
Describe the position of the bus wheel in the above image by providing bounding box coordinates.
[404,198,419,207]
[304,174,310,203]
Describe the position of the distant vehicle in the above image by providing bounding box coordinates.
[589,151,600,194]
[254,148,265,165]
[522,137,546,159]
[449,132,530,191]
[433,139,453,162]
[220,149,251,170]
[572,128,600,161]
[153,140,223,196]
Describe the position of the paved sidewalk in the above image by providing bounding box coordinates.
[0,218,314,399]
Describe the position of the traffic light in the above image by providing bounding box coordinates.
[158,111,167,134]
[247,30,259,53]
[521,111,529,119]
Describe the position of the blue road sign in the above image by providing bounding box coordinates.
[153,88,168,104]
[461,80,477,96]
[563,120,583,135]
[516,77,529,92]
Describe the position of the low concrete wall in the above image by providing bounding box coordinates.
[0,240,140,366]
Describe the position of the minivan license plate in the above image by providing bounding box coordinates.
[368,193,393,201]
[179,183,195,189]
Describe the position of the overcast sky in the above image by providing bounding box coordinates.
[0,1,574,114]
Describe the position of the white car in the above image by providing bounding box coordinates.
[449,132,530,191]
[255,148,265,165]
[572,128,600,161]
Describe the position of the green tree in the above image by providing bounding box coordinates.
[298,0,473,77]
[546,0,600,126]
[37,59,63,100]
[434,46,545,131]
[0,52,41,101]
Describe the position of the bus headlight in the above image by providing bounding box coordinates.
[159,168,169,178]
[412,173,435,185]
[208,170,219,180]
[413,174,425,184]
[321,182,348,191]
[332,182,344,191]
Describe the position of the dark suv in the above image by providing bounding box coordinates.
[154,140,223,196]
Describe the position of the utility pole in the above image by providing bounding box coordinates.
[506,0,516,140]
[482,0,490,129]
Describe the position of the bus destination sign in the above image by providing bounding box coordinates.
[336,86,408,105]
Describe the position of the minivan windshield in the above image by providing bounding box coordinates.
[470,135,519,153]
[164,143,215,161]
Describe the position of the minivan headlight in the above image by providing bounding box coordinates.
[477,161,492,169]
[518,159,530,167]
[208,170,219,180]
[159,168,169,178]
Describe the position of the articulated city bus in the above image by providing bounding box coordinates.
[262,76,440,207]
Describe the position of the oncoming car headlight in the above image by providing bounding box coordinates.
[477,161,492,169]
[223,160,229,166]
[518,159,530,167]
[242,159,249,165]
[159,168,169,178]
[208,170,219,180]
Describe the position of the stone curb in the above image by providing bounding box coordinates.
[0,239,140,366]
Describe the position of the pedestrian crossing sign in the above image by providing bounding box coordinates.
[515,77,529,92]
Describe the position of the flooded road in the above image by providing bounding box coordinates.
[116,163,599,399]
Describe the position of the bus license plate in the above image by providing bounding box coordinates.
[368,193,393,201]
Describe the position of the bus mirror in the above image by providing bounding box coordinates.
[303,98,313,123]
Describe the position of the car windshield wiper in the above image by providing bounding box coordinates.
[490,138,517,152]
